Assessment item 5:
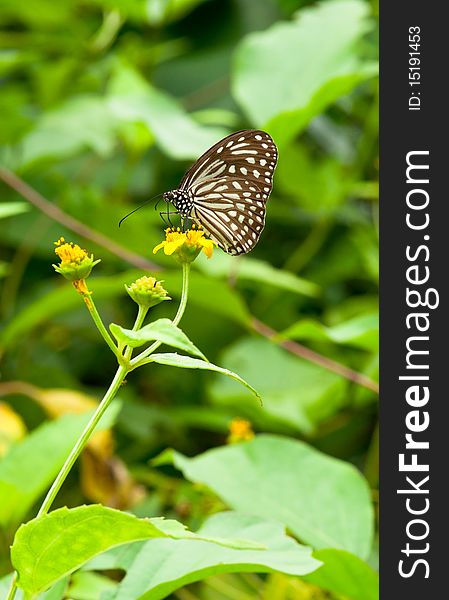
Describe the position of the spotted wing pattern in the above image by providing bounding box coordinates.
[179,129,277,255]
[188,176,265,254]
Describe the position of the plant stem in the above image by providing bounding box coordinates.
[5,364,128,600]
[173,262,191,326]
[123,304,148,360]
[36,364,127,517]
[81,289,119,357]
[130,262,190,367]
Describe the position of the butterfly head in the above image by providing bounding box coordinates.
[163,189,193,217]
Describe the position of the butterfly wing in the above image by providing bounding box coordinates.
[189,176,267,255]
[180,129,277,193]
[180,129,278,254]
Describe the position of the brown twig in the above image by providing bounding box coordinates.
[251,317,379,394]
[0,166,159,271]
[0,380,40,398]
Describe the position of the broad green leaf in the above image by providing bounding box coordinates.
[161,435,373,559]
[0,405,119,528]
[11,505,263,596]
[168,270,250,325]
[304,549,379,600]
[110,318,207,359]
[0,201,30,219]
[107,62,227,160]
[145,353,261,402]
[66,571,117,600]
[100,512,320,600]
[83,542,144,572]
[233,0,377,145]
[281,313,379,352]
[20,96,117,167]
[209,337,346,434]
[196,252,320,298]
[275,142,349,211]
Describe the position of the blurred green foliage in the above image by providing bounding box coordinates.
[0,0,378,598]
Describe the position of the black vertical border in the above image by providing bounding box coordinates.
[380,1,448,597]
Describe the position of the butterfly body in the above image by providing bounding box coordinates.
[163,129,278,255]
[163,189,193,217]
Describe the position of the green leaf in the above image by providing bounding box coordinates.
[0,201,30,219]
[99,512,320,600]
[20,96,117,167]
[281,313,379,352]
[304,549,379,600]
[107,62,228,160]
[174,270,250,326]
[161,435,374,559]
[66,571,117,600]
[11,505,263,597]
[233,0,377,145]
[0,404,119,528]
[145,353,261,402]
[209,337,346,434]
[275,142,349,212]
[110,318,207,359]
[196,253,320,298]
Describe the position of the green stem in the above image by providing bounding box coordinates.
[173,262,191,327]
[123,304,148,360]
[5,365,128,600]
[82,289,119,357]
[5,574,17,600]
[130,262,190,368]
[37,365,127,516]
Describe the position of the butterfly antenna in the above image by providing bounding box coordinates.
[119,193,164,227]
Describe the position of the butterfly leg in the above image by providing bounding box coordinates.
[182,215,194,231]
[158,211,172,228]
[159,210,181,229]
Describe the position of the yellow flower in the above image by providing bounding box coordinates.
[153,225,216,263]
[153,229,186,256]
[185,228,215,258]
[53,237,100,281]
[227,418,255,444]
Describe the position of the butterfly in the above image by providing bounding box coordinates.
[163,129,278,255]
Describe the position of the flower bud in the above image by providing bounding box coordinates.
[125,276,171,309]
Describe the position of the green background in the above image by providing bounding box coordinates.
[0,0,379,598]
